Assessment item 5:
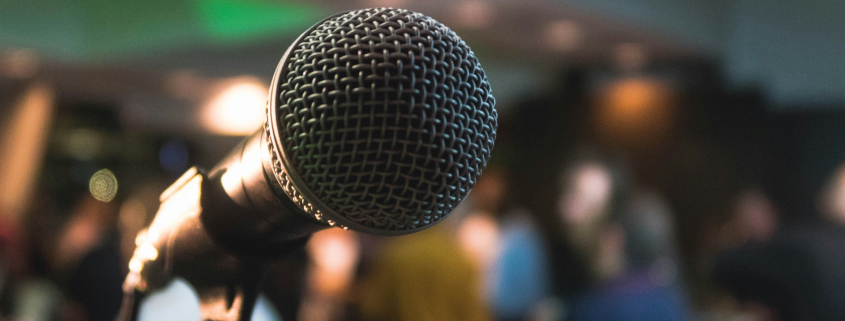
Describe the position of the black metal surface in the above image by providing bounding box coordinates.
[267,8,497,234]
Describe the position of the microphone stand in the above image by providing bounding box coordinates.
[118,131,320,321]
[117,14,355,319]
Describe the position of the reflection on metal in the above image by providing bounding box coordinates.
[148,170,203,245]
[126,169,202,283]
[89,168,118,202]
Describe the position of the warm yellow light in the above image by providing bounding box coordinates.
[0,82,53,218]
[135,230,148,246]
[608,80,660,116]
[220,161,243,196]
[139,242,159,260]
[129,257,143,273]
[147,175,203,244]
[89,168,118,202]
[596,77,675,143]
[202,77,267,136]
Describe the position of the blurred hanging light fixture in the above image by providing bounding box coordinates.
[595,76,674,144]
[201,76,267,136]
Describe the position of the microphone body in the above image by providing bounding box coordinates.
[120,8,496,321]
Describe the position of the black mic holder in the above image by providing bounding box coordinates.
[118,130,328,321]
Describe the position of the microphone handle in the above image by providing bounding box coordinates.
[118,129,322,321]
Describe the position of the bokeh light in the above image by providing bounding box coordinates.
[596,77,674,143]
[89,168,118,202]
[202,77,267,136]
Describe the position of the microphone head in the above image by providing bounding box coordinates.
[265,8,497,235]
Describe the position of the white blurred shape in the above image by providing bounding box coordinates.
[457,212,499,268]
[138,278,282,321]
[307,229,360,296]
[202,77,267,136]
[252,296,284,321]
[560,163,613,225]
[138,278,201,321]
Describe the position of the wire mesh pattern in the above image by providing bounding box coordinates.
[270,8,497,232]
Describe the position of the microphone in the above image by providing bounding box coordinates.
[120,8,496,321]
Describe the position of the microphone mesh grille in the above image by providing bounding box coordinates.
[272,8,496,232]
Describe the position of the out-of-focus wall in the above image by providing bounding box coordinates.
[557,0,845,108]
[724,0,845,107]
[559,0,724,52]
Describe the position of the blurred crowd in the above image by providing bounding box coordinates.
[5,0,845,319]
[4,145,845,321]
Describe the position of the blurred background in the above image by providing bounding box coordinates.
[2,0,845,320]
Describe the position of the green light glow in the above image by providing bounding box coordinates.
[0,0,324,62]
[195,0,322,43]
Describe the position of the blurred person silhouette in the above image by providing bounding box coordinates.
[0,214,25,318]
[713,164,845,320]
[717,188,779,249]
[0,213,62,321]
[261,247,308,321]
[550,155,629,305]
[697,188,780,321]
[820,164,845,225]
[53,193,124,321]
[357,220,492,321]
[456,167,552,321]
[567,191,690,321]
